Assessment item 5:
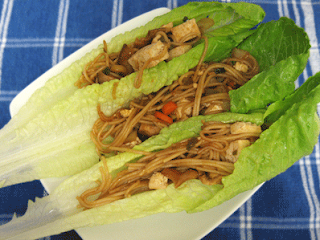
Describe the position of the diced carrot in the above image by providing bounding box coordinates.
[162,101,178,115]
[154,111,173,124]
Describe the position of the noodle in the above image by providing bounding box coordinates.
[77,121,262,209]
[75,19,206,89]
[90,47,259,156]
[112,82,119,100]
[77,21,261,209]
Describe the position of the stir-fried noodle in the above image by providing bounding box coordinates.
[90,47,259,156]
[75,21,205,89]
[77,121,262,209]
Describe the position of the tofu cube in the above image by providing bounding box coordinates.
[161,22,173,31]
[139,123,161,137]
[171,18,201,43]
[128,40,169,71]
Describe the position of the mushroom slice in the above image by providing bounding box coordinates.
[139,123,161,137]
[96,71,117,84]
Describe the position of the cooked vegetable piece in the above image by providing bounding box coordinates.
[162,101,178,115]
[155,111,173,124]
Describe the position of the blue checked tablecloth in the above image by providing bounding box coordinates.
[0,0,319,239]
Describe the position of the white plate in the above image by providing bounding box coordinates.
[9,8,263,240]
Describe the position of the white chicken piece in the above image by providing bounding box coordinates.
[230,122,262,135]
[149,172,168,189]
[168,45,192,61]
[171,18,201,43]
[234,61,248,73]
[128,40,169,71]
[225,139,251,163]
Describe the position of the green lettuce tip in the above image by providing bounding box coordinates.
[229,17,311,114]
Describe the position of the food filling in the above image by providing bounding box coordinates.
[90,48,259,156]
[77,120,262,209]
[77,17,261,210]
[75,17,212,89]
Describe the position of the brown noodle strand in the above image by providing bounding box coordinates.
[112,82,119,100]
[192,36,209,83]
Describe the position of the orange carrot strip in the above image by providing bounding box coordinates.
[154,111,173,124]
[162,101,178,115]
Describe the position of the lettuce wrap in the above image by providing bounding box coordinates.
[0,2,266,188]
[0,112,265,240]
[0,15,310,189]
[1,70,320,239]
[0,2,317,238]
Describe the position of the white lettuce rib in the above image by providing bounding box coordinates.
[0,162,102,240]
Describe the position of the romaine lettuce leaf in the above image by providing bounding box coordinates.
[229,17,311,113]
[0,112,264,240]
[191,75,320,212]
[108,1,265,52]
[264,71,320,124]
